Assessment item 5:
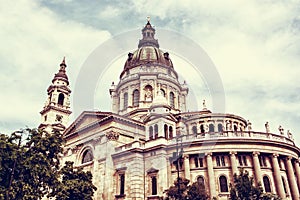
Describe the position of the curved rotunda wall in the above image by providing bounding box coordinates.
[115,65,186,115]
[182,113,248,134]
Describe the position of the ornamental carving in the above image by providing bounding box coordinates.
[106,131,120,141]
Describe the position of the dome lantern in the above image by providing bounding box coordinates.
[138,18,159,48]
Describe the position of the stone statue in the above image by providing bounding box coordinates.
[287,130,293,140]
[278,125,284,135]
[202,99,207,109]
[205,123,209,132]
[247,120,252,131]
[145,88,153,101]
[226,120,232,131]
[265,122,270,133]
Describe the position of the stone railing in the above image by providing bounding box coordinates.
[172,131,295,146]
[115,140,145,153]
[114,131,295,153]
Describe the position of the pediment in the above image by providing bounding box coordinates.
[64,111,112,137]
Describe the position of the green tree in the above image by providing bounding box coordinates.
[55,161,97,200]
[230,169,280,200]
[0,128,97,200]
[187,181,209,200]
[165,177,209,200]
[165,177,190,200]
[0,128,63,200]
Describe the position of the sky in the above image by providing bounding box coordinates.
[1,0,300,144]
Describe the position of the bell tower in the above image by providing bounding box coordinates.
[39,58,72,132]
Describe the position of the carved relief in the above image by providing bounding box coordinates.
[106,131,120,141]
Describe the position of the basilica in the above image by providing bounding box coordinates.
[39,20,300,200]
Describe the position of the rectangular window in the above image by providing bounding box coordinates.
[259,156,267,167]
[216,156,221,166]
[263,157,267,167]
[120,174,125,195]
[152,176,157,195]
[199,158,204,167]
[238,156,243,166]
[194,157,199,168]
[259,156,263,166]
[221,156,225,166]
[243,156,248,166]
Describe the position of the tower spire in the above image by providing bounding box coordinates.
[52,57,69,85]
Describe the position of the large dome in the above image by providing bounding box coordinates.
[123,46,173,68]
[120,20,173,78]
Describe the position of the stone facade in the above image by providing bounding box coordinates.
[42,20,300,200]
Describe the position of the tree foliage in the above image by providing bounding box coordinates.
[55,161,97,200]
[165,177,208,200]
[230,169,281,200]
[187,181,209,200]
[0,128,97,200]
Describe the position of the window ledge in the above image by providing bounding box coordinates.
[115,194,126,199]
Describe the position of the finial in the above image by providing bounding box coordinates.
[202,99,207,109]
[147,16,150,22]
[60,56,66,66]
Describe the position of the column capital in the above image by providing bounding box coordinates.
[295,159,300,164]
[205,152,212,157]
[252,151,260,156]
[272,153,279,158]
[183,154,189,159]
[229,151,237,155]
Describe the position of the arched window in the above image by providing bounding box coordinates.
[82,149,93,164]
[218,124,223,132]
[164,124,168,139]
[192,126,197,134]
[151,176,157,195]
[149,126,153,140]
[234,125,238,132]
[160,89,166,97]
[154,124,158,139]
[197,176,205,190]
[263,176,271,193]
[58,93,64,106]
[169,126,173,139]
[123,92,128,109]
[200,125,205,133]
[219,175,228,192]
[282,176,287,194]
[209,124,215,132]
[133,89,139,107]
[169,92,175,108]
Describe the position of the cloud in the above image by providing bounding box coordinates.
[0,0,110,132]
[2,0,300,145]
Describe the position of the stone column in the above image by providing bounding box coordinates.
[252,152,262,186]
[285,157,299,200]
[293,159,300,191]
[183,155,190,180]
[229,151,238,177]
[206,153,216,198]
[271,154,285,198]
